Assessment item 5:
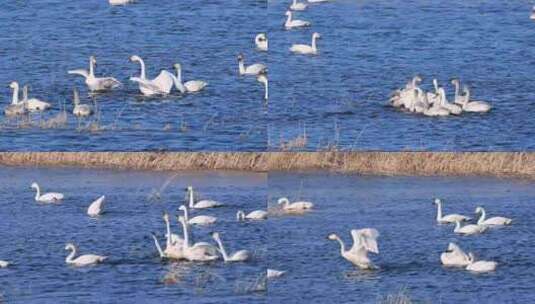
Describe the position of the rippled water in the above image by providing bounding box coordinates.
[0,167,267,303]
[268,0,535,151]
[0,1,267,151]
[268,172,535,303]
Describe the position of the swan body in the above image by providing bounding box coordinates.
[22,85,51,112]
[179,216,219,262]
[87,195,106,217]
[284,11,311,29]
[440,242,470,267]
[171,63,207,93]
[179,205,217,226]
[454,220,487,235]
[186,186,223,209]
[328,228,379,270]
[4,81,27,116]
[0,260,10,268]
[290,0,307,11]
[212,232,251,262]
[31,182,64,203]
[72,88,93,117]
[68,56,121,92]
[466,253,497,273]
[238,54,267,76]
[129,55,174,96]
[461,86,491,113]
[257,71,268,100]
[109,0,133,5]
[475,206,512,226]
[434,199,470,224]
[290,32,321,55]
[277,197,314,212]
[237,210,268,221]
[255,33,268,51]
[65,243,107,267]
[267,269,286,279]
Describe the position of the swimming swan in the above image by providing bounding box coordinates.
[434,199,470,224]
[461,86,491,113]
[211,232,251,262]
[178,216,219,262]
[238,54,267,76]
[290,32,321,55]
[267,269,286,279]
[438,87,462,115]
[31,182,64,203]
[171,63,207,93]
[328,228,380,270]
[440,242,470,267]
[4,81,27,116]
[22,85,51,112]
[290,0,307,11]
[68,56,121,92]
[186,186,223,209]
[129,55,174,96]
[179,205,217,225]
[153,213,185,260]
[72,88,93,118]
[257,71,268,100]
[109,0,133,5]
[475,206,512,226]
[466,252,497,273]
[237,210,268,221]
[0,260,9,268]
[87,195,106,217]
[255,33,268,51]
[284,10,311,29]
[277,197,314,212]
[454,220,487,235]
[65,243,107,267]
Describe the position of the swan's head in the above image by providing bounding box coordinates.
[9,81,18,89]
[237,53,244,62]
[129,55,142,63]
[185,186,193,192]
[446,242,458,252]
[178,205,187,212]
[90,55,97,65]
[255,33,267,42]
[65,243,75,251]
[211,232,220,239]
[277,197,289,205]
[327,233,338,241]
[236,210,245,221]
[412,75,422,84]
[433,198,441,205]
[173,63,182,71]
[312,32,321,40]
[285,10,291,16]
[467,252,475,263]
[162,212,170,222]
[30,182,38,189]
[451,78,459,85]
[475,206,483,214]
[178,215,186,224]
[462,85,470,94]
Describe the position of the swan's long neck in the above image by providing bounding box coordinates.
[236,211,244,221]
[182,207,189,222]
[436,201,442,221]
[164,217,172,248]
[188,189,194,208]
[311,36,318,52]
[453,82,459,100]
[89,58,95,77]
[214,235,229,261]
[334,236,346,255]
[454,221,461,232]
[173,67,186,93]
[263,79,268,100]
[65,246,77,263]
[73,89,80,106]
[286,12,292,24]
[151,235,165,258]
[293,0,297,5]
[477,208,486,225]
[11,84,19,105]
[464,88,470,105]
[180,218,190,247]
[440,89,447,105]
[22,86,28,102]
[238,60,245,75]
[34,185,41,201]
[138,59,146,79]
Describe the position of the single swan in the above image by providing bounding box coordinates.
[461,86,491,113]
[267,269,286,279]
[109,0,133,5]
[290,32,321,55]
[87,195,106,217]
[257,71,268,100]
[238,54,267,76]
[186,186,223,209]
[284,10,311,29]
[22,85,51,112]
[68,56,121,92]
[277,197,314,212]
[237,210,268,221]
[171,63,207,93]
[31,182,64,203]
[466,252,497,273]
[434,199,470,224]
[440,242,470,267]
[65,243,107,267]
[178,216,219,262]
[211,232,251,262]
[179,205,217,225]
[290,0,307,11]
[454,220,487,235]
[475,206,512,226]
[327,228,380,270]
[0,260,10,268]
[4,81,27,116]
[255,33,268,51]
[72,88,93,118]
[129,55,174,96]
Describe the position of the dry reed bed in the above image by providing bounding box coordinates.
[0,152,534,178]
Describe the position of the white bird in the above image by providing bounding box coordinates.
[438,87,462,115]
[72,88,93,118]
[109,0,133,5]
[440,242,470,267]
[237,210,268,221]
[238,54,267,76]
[328,228,380,270]
[454,220,487,235]
[475,206,512,226]
[277,197,314,212]
[531,6,535,20]
[284,10,310,29]
[290,0,307,11]
[434,199,470,224]
[257,71,268,101]
[87,195,106,217]
[267,269,286,279]
[171,63,207,93]
[451,79,465,105]
[4,81,27,116]
[0,260,10,268]
[179,205,217,225]
[461,86,491,113]
[68,56,121,92]
[178,216,219,262]
[290,32,321,55]
[30,182,64,203]
[466,252,497,273]
[129,55,175,96]
[65,243,107,267]
[186,186,223,209]
[211,232,251,262]
[22,85,51,112]
[255,33,268,51]
[151,213,185,260]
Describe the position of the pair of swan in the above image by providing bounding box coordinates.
[186,186,223,209]
[257,71,268,100]
[475,206,512,226]
[255,33,268,52]
[328,228,380,270]
[87,195,106,217]
[237,209,268,221]
[290,0,307,11]
[290,32,321,55]
[72,88,93,118]
[434,198,470,224]
[284,11,311,29]
[277,197,314,212]
[5,82,51,115]
[451,79,491,113]
[68,56,121,92]
[179,205,217,225]
[65,243,107,267]
[238,54,267,76]
[440,243,497,273]
[31,182,64,203]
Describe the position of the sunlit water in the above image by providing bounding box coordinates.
[0,1,267,151]
[268,172,535,303]
[0,167,267,303]
[268,0,535,151]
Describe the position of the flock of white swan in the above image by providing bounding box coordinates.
[284,0,331,56]
[328,198,512,274]
[390,76,491,116]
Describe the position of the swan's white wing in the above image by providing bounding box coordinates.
[152,70,175,94]
[97,77,122,89]
[351,228,379,254]
[130,77,167,95]
[68,69,89,78]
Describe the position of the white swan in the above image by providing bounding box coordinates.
[426,79,441,105]
[152,213,185,260]
[290,32,321,55]
[109,0,133,5]
[461,86,491,113]
[237,210,268,221]
[277,197,314,212]
[211,232,251,262]
[531,6,535,20]
[454,220,487,235]
[475,206,512,226]
[257,71,268,100]
[434,199,470,224]
[72,88,93,118]
[178,216,219,262]
[284,10,311,29]
[328,228,380,270]
[451,79,464,105]
[186,186,223,209]
[65,243,107,267]
[255,33,268,51]
[440,242,470,267]
[4,81,27,116]
[308,0,331,2]
[68,56,121,92]
[171,63,207,93]
[0,260,10,268]
[31,182,64,203]
[22,85,51,112]
[179,205,217,225]
[290,0,307,11]
[438,87,462,115]
[129,55,174,96]
[238,54,267,76]
[164,212,183,248]
[267,269,286,279]
[87,195,106,217]
[466,252,497,273]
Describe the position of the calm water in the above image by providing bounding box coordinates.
[0,1,267,151]
[268,0,535,151]
[268,172,535,303]
[0,167,267,303]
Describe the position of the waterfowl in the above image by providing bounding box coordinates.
[267,269,286,279]
[109,0,133,5]
[22,85,51,112]
[68,56,121,92]
[451,79,464,105]
[4,81,27,116]
[65,243,107,267]
[238,54,267,76]
[290,0,307,11]
[454,220,487,235]
[284,10,311,29]
[440,242,470,267]
[257,71,268,100]
[30,182,64,203]
[328,228,380,270]
[211,232,251,262]
[237,210,268,221]
[531,6,535,20]
[466,252,497,273]
[475,206,512,226]
[72,88,93,118]
[87,195,106,217]
[179,205,217,226]
[129,55,174,96]
[171,63,207,93]
[290,32,321,55]
[438,87,462,115]
[277,197,314,212]
[178,216,219,262]
[461,86,491,113]
[0,260,10,268]
[434,199,470,224]
[255,33,268,51]
[186,186,223,209]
